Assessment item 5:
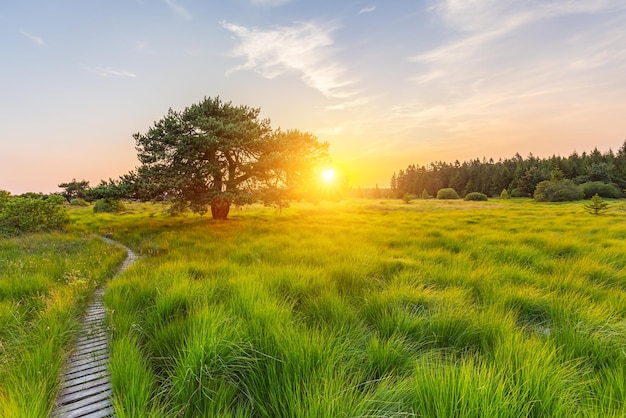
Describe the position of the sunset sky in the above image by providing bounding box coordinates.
[2,0,626,194]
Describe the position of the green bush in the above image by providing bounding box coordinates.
[93,198,125,213]
[0,194,69,236]
[402,193,416,204]
[69,198,90,206]
[464,192,488,201]
[421,189,430,199]
[579,182,622,199]
[500,189,509,199]
[583,194,609,215]
[436,188,460,200]
[534,180,584,202]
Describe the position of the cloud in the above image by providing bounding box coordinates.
[21,31,44,46]
[81,65,137,78]
[222,21,355,98]
[165,0,192,20]
[359,6,376,14]
[250,0,293,5]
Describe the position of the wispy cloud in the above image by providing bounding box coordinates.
[250,0,293,6]
[222,21,355,98]
[21,31,44,46]
[81,64,137,78]
[406,0,626,129]
[165,0,192,20]
[359,6,376,14]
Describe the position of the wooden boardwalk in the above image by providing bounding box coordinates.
[51,239,137,418]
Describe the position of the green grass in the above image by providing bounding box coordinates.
[9,198,626,416]
[0,232,127,417]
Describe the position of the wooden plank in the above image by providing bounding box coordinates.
[56,398,114,418]
[59,376,110,397]
[64,364,108,381]
[56,389,112,415]
[56,382,111,404]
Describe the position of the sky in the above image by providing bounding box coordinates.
[2,0,626,194]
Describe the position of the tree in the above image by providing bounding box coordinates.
[583,194,609,215]
[58,178,90,202]
[132,97,328,220]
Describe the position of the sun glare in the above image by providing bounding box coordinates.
[322,168,336,183]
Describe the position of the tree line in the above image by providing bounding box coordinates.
[391,142,626,200]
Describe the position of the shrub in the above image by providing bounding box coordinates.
[0,194,69,236]
[421,189,430,199]
[93,198,125,213]
[534,180,584,202]
[436,188,460,200]
[500,189,509,199]
[510,188,521,198]
[583,194,609,215]
[579,182,622,199]
[69,198,90,206]
[402,193,416,204]
[464,192,488,201]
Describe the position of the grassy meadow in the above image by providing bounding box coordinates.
[0,232,127,417]
[66,198,625,417]
[2,198,626,417]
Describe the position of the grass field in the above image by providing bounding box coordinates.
[67,199,625,417]
[0,232,126,417]
[3,198,626,417]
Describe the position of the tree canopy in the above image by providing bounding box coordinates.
[132,97,328,219]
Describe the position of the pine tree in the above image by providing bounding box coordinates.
[583,194,609,215]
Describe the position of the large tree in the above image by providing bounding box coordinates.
[132,97,328,219]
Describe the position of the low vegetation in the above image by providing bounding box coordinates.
[0,232,126,416]
[59,199,626,417]
[0,192,68,237]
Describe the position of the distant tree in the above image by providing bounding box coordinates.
[58,179,90,201]
[500,189,509,199]
[583,194,609,215]
[421,188,430,199]
[518,167,549,197]
[131,97,328,219]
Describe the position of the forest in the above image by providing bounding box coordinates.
[391,142,626,199]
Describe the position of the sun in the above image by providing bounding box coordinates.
[321,168,336,183]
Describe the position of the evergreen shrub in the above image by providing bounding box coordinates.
[436,188,460,200]
[579,182,622,199]
[534,180,584,202]
[0,193,69,236]
[464,192,488,201]
[70,198,90,206]
[93,198,126,213]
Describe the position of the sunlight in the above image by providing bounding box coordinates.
[322,168,336,183]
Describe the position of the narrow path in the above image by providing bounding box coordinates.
[51,237,137,418]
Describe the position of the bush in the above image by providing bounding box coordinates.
[436,188,460,200]
[0,194,69,236]
[93,198,125,213]
[510,188,521,198]
[402,193,416,204]
[534,180,584,202]
[69,198,90,206]
[421,189,430,199]
[464,192,488,201]
[583,194,609,215]
[500,189,509,199]
[579,182,622,199]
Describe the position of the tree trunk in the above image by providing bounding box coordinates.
[210,198,231,220]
